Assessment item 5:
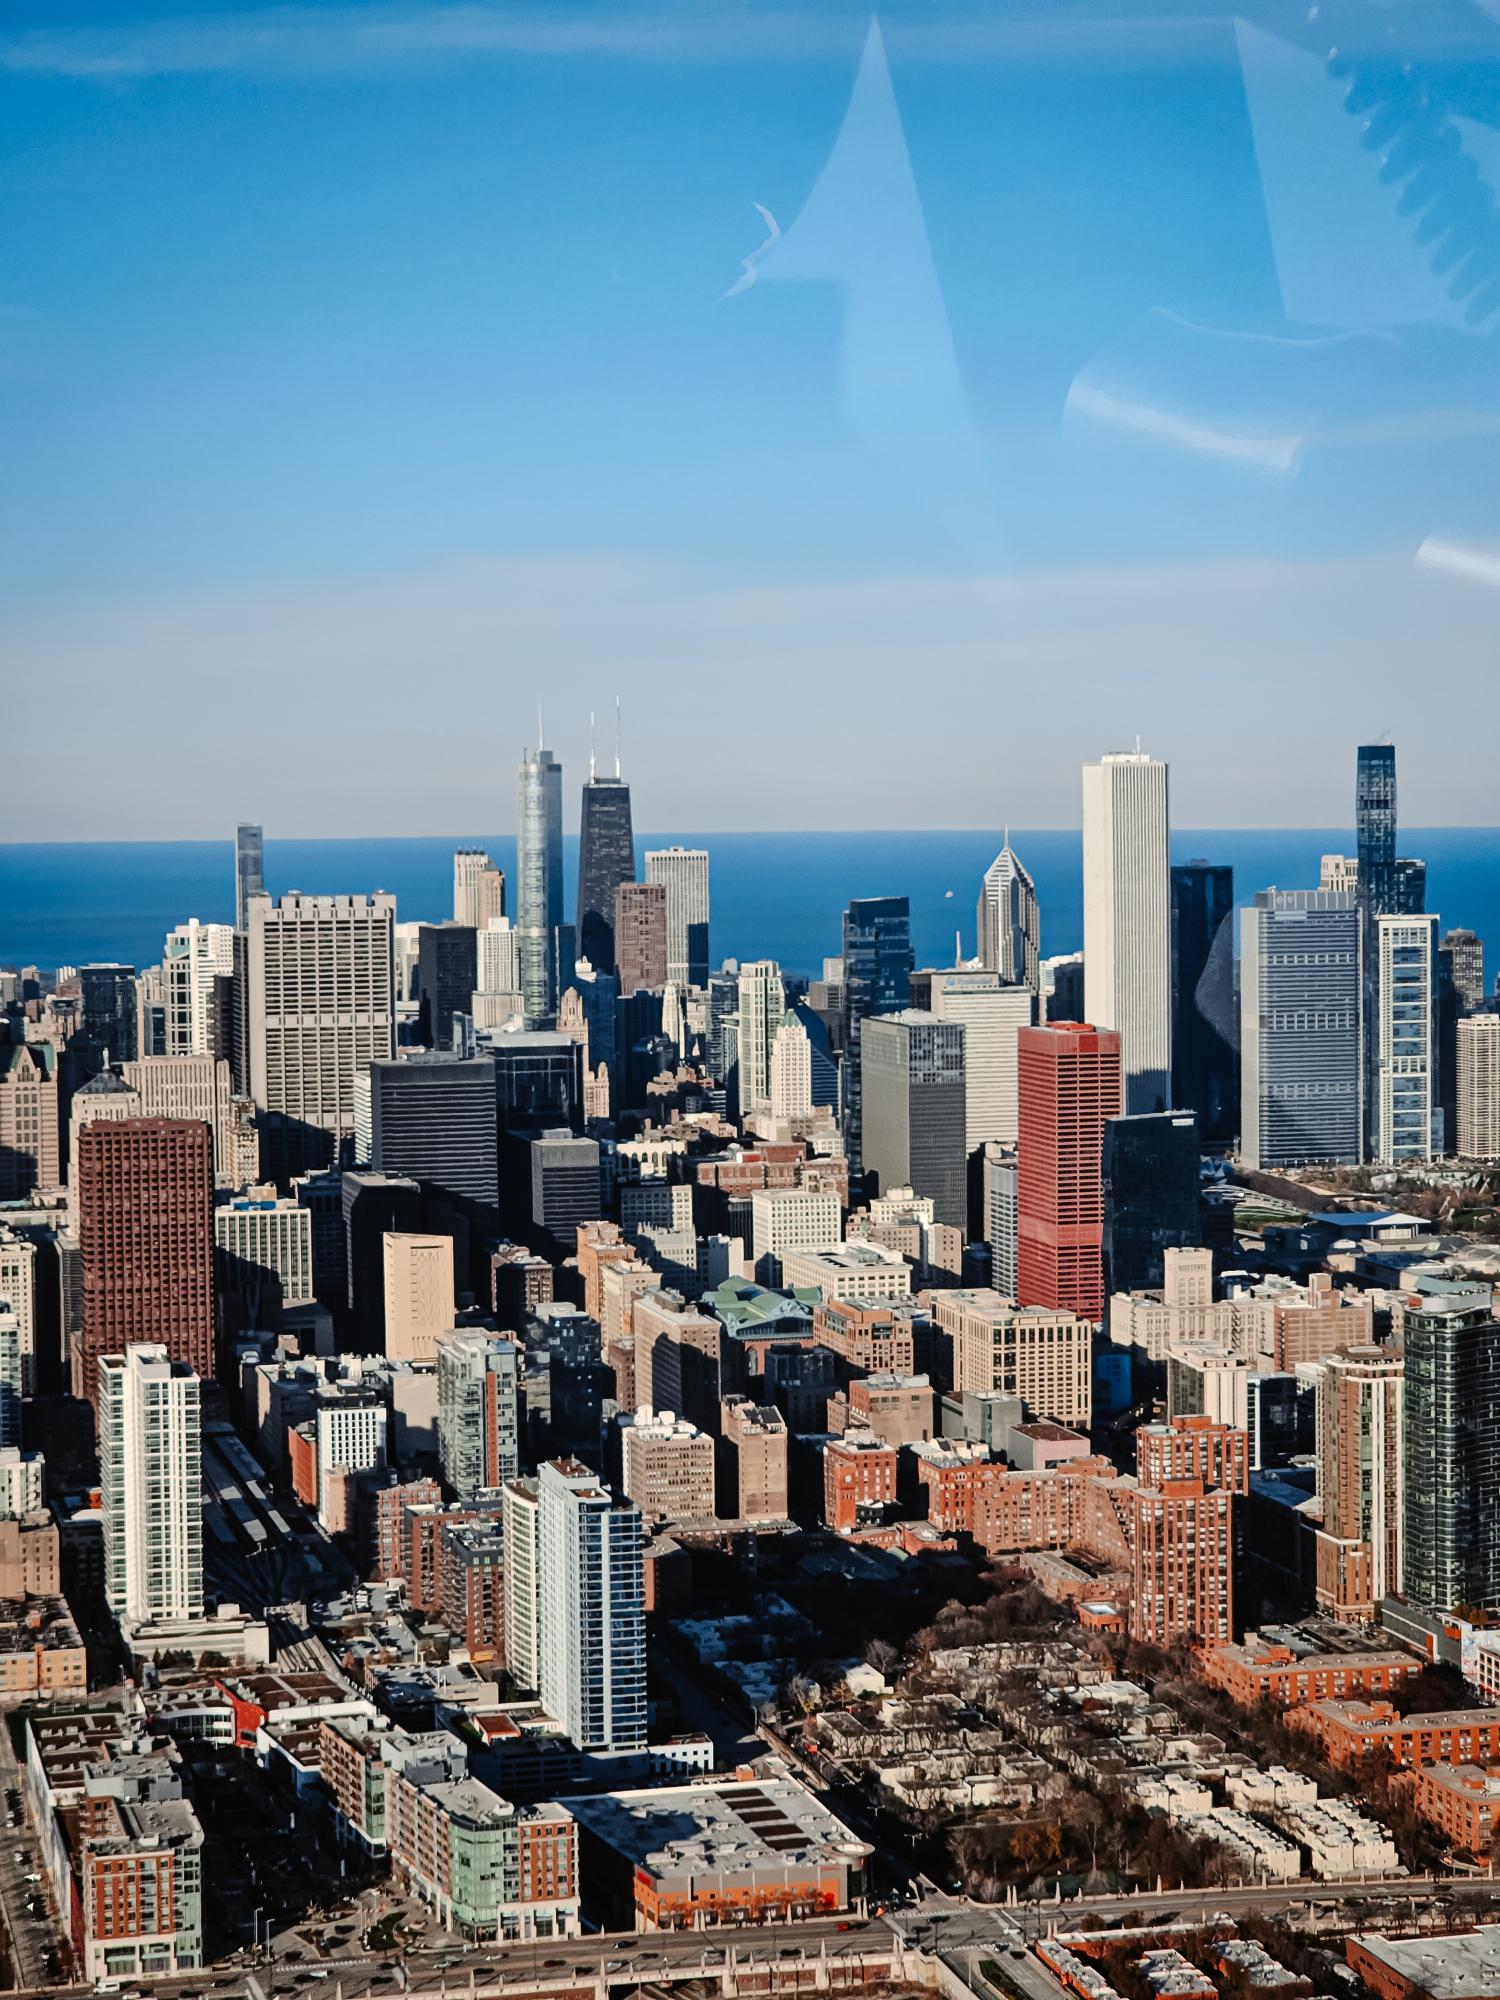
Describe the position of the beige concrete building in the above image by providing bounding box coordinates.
[935,1287,1092,1428]
[0,1516,61,1601]
[718,1396,788,1522]
[635,1290,722,1434]
[1458,1015,1500,1160]
[123,1052,255,1187]
[748,1187,841,1284]
[599,1257,663,1343]
[0,1042,60,1198]
[619,1409,716,1525]
[382,1232,455,1362]
[778,1242,912,1303]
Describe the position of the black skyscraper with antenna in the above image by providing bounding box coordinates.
[576,702,636,976]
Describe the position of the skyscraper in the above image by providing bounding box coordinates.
[975,842,1041,994]
[861,1010,967,1227]
[1101,1110,1200,1297]
[1315,1346,1404,1622]
[1356,743,1399,1155]
[516,743,564,1020]
[919,967,1034,1151]
[577,737,635,974]
[1016,1021,1122,1320]
[537,1458,646,1751]
[501,1475,541,1692]
[1170,862,1237,1146]
[1240,889,1361,1170]
[614,882,668,996]
[1438,929,1486,1151]
[436,1329,520,1503]
[367,1054,499,1222]
[736,960,786,1111]
[235,823,265,930]
[1375,913,1439,1163]
[841,896,913,1177]
[100,1344,204,1630]
[77,1118,215,1403]
[453,848,505,929]
[643,847,710,989]
[1082,751,1171,1115]
[416,922,478,1050]
[769,1012,813,1120]
[381,1231,455,1362]
[163,918,236,1058]
[1458,1017,1500,1160]
[1402,1295,1500,1616]
[246,891,397,1178]
[78,964,139,1067]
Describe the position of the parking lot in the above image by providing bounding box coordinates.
[0,1749,67,1988]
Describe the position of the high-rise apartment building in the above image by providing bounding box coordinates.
[1170,861,1236,1146]
[643,848,709,989]
[919,967,1034,1151]
[416,923,478,1050]
[1440,928,1487,1014]
[235,823,265,930]
[1375,913,1440,1163]
[1082,751,1171,1115]
[0,1042,59,1198]
[163,919,236,1057]
[736,961,786,1111]
[381,1232,454,1362]
[983,1142,1018,1296]
[614,883,668,996]
[516,745,564,1020]
[860,1010,967,1227]
[1458,1016,1500,1160]
[436,1330,520,1503]
[1402,1295,1500,1616]
[1240,889,1361,1170]
[77,1119,214,1403]
[1356,743,1399,1155]
[1016,1022,1121,1321]
[246,892,396,1178]
[841,896,913,1178]
[717,1396,789,1521]
[1101,1110,1200,1297]
[769,1012,813,1121]
[453,849,505,930]
[100,1343,204,1630]
[577,758,635,974]
[502,1475,541,1691]
[975,842,1041,994]
[214,1190,315,1324]
[537,1459,646,1751]
[1315,1346,1404,1622]
[1439,929,1487,1151]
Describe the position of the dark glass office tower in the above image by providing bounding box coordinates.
[1101,1110,1200,1297]
[78,964,138,1066]
[1170,862,1236,1146]
[840,896,913,1178]
[1402,1295,1500,1615]
[235,823,265,929]
[577,773,635,974]
[368,1053,499,1217]
[1357,744,1398,1155]
[416,923,478,1049]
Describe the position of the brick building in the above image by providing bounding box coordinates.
[1016,1022,1121,1321]
[822,1434,898,1534]
[1290,1699,1500,1774]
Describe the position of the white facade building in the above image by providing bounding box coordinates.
[537,1459,646,1751]
[1082,751,1171,1116]
[214,1192,315,1308]
[100,1344,204,1628]
[453,849,504,929]
[748,1188,841,1284]
[0,1227,37,1399]
[926,968,1034,1149]
[1458,1015,1500,1160]
[769,1012,813,1121]
[644,847,710,989]
[502,1476,541,1693]
[735,961,785,1112]
[162,919,236,1057]
[122,1053,249,1187]
[246,892,396,1167]
[1376,913,1440,1164]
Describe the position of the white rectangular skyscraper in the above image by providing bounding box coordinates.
[1082,751,1171,1116]
[1376,913,1440,1163]
[100,1344,203,1629]
[927,968,1035,1149]
[1240,889,1361,1170]
[537,1458,646,1751]
[644,847,710,989]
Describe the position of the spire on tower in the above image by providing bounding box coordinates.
[614,695,622,780]
[538,698,545,751]
[589,711,596,784]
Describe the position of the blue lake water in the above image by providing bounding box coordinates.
[1,828,1496,981]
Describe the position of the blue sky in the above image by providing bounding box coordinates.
[4,1,1500,836]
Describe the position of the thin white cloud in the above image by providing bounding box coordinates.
[1064,380,1303,475]
[1416,536,1500,589]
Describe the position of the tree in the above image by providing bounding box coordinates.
[1009,1821,1063,1874]
[866,1637,901,1676]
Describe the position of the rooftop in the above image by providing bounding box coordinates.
[1350,1928,1500,2000]
[560,1769,870,1880]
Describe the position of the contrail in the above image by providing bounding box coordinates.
[721,201,781,299]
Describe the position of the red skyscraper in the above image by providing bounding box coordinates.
[1016,1022,1122,1320]
[76,1118,215,1404]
